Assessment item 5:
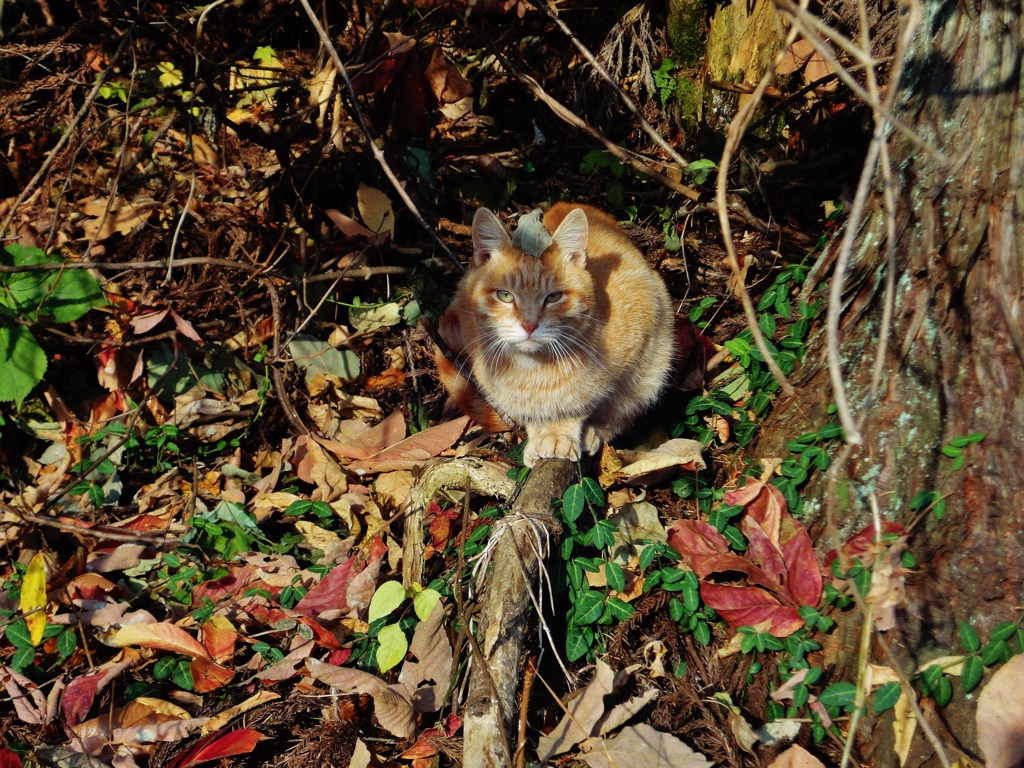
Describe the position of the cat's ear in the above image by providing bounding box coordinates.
[472,208,512,266]
[551,208,589,266]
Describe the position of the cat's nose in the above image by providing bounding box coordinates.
[521,321,538,336]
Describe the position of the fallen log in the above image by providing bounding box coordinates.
[462,458,576,767]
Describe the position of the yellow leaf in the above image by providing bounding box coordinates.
[157,61,183,88]
[357,184,395,238]
[21,552,48,646]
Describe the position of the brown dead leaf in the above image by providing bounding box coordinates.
[357,184,395,238]
[326,209,374,239]
[375,470,415,509]
[423,47,473,104]
[347,416,470,475]
[617,438,706,485]
[767,744,826,768]
[580,724,712,768]
[202,691,279,734]
[977,653,1024,768]
[78,195,158,241]
[314,410,407,461]
[537,659,615,761]
[298,438,349,501]
[305,658,416,738]
[398,601,452,713]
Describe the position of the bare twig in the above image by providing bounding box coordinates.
[0,13,138,235]
[529,0,690,172]
[713,19,802,396]
[263,277,310,436]
[297,0,462,271]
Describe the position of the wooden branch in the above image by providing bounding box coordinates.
[463,458,575,768]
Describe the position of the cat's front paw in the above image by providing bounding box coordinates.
[523,433,581,467]
[582,426,603,456]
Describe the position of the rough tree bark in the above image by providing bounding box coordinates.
[756,0,1023,763]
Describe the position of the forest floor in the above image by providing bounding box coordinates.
[0,1,958,767]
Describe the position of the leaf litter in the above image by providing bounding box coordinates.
[0,0,928,766]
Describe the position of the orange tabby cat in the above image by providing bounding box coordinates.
[435,203,675,467]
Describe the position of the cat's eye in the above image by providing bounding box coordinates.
[495,290,514,303]
[544,291,563,304]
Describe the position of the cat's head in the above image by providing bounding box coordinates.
[461,207,595,357]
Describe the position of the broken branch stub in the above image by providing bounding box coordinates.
[463,457,575,768]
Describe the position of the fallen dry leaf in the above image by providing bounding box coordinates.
[977,652,1024,768]
[347,416,470,475]
[112,622,211,660]
[617,438,705,485]
[357,184,395,238]
[767,744,826,768]
[537,659,615,761]
[580,723,712,768]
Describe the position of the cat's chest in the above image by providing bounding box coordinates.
[474,355,605,421]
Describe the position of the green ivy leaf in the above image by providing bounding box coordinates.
[581,477,604,507]
[573,590,605,625]
[5,619,32,648]
[562,484,585,523]
[818,682,857,707]
[990,621,1018,642]
[171,659,194,691]
[694,620,711,646]
[605,597,634,620]
[412,588,441,621]
[872,682,901,714]
[0,323,47,404]
[47,268,105,322]
[959,623,980,653]
[11,644,36,671]
[605,561,626,592]
[961,656,983,693]
[57,628,78,660]
[934,675,953,707]
[566,624,594,661]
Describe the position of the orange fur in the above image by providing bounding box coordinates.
[435,203,675,466]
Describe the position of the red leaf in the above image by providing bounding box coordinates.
[168,729,265,768]
[351,33,417,94]
[723,480,766,508]
[741,516,788,590]
[700,583,804,637]
[293,555,357,620]
[824,522,906,567]
[0,749,22,768]
[666,519,730,556]
[61,671,102,727]
[780,518,823,608]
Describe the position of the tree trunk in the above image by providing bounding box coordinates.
[757,0,1024,762]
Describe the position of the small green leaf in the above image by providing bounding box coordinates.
[694,620,711,646]
[284,500,313,516]
[682,583,700,613]
[950,435,970,448]
[574,590,605,625]
[0,323,47,405]
[941,444,962,458]
[818,682,857,707]
[566,624,594,661]
[959,623,980,653]
[759,312,776,338]
[723,525,747,551]
[669,598,685,622]
[253,45,278,64]
[793,683,809,708]
[11,644,36,671]
[872,682,902,714]
[966,432,986,443]
[605,561,626,592]
[376,623,408,673]
[412,588,441,621]
[171,659,194,691]
[605,597,634,620]
[5,619,32,648]
[368,581,407,624]
[934,675,953,707]
[57,628,78,660]
[562,484,585,523]
[990,621,1018,642]
[638,545,656,569]
[961,656,983,693]
[920,663,943,693]
[581,477,604,507]
[952,455,965,471]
